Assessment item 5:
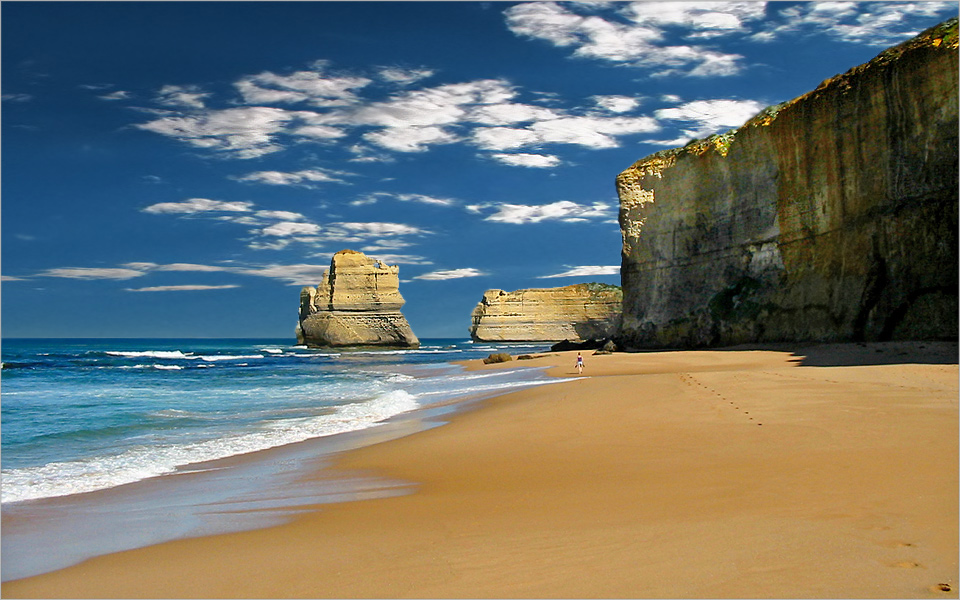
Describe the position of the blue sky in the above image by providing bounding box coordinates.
[3,1,956,339]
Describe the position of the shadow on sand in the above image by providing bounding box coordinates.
[714,340,959,368]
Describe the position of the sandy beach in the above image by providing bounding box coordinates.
[3,342,957,598]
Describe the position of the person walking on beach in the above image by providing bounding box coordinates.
[576,352,584,374]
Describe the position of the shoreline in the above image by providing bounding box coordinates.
[1,355,559,582]
[3,341,958,598]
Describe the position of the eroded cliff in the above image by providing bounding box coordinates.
[617,19,958,348]
[297,250,419,348]
[469,283,622,342]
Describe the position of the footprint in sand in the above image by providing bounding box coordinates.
[932,583,952,593]
[892,560,923,569]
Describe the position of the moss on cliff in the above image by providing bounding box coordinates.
[575,282,622,294]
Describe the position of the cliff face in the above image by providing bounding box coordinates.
[616,19,958,349]
[297,250,419,348]
[469,283,622,342]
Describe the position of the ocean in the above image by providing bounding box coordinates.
[1,337,563,580]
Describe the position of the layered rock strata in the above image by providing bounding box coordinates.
[617,19,958,348]
[297,250,419,348]
[469,283,622,342]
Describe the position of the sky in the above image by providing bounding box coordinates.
[2,1,957,339]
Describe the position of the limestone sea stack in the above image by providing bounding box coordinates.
[296,250,419,348]
[469,283,622,342]
[616,18,958,349]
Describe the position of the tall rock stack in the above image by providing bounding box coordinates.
[616,19,958,349]
[469,283,622,342]
[297,250,420,348]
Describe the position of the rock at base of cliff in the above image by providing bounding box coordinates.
[483,352,513,364]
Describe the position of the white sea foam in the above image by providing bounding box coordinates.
[350,349,463,356]
[417,377,565,399]
[260,348,284,354]
[105,350,194,360]
[152,364,183,371]
[1,390,421,504]
[198,355,265,362]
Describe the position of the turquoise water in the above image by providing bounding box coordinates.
[2,338,555,504]
[1,338,562,579]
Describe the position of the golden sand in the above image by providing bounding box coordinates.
[4,343,957,598]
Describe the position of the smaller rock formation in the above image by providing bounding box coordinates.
[483,353,513,364]
[297,250,419,348]
[469,283,622,342]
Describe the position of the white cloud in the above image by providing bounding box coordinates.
[142,197,253,214]
[2,93,33,103]
[234,63,372,107]
[529,115,660,148]
[98,90,131,101]
[126,284,240,292]
[623,2,766,33]
[653,98,765,139]
[377,66,435,85]
[349,194,383,207]
[414,268,487,280]
[260,221,322,237]
[472,114,659,152]
[2,275,27,281]
[396,193,457,207]
[759,1,957,46]
[592,95,641,113]
[141,197,328,250]
[490,153,562,168]
[147,263,231,273]
[471,127,542,151]
[234,263,332,285]
[236,168,351,186]
[136,107,298,159]
[480,200,614,224]
[255,210,308,221]
[342,79,517,128]
[538,265,621,278]
[503,2,756,76]
[333,222,429,236]
[468,102,562,125]
[31,261,339,287]
[38,267,147,280]
[363,126,459,152]
[156,85,209,109]
[346,192,457,208]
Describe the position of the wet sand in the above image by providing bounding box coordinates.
[3,342,957,598]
